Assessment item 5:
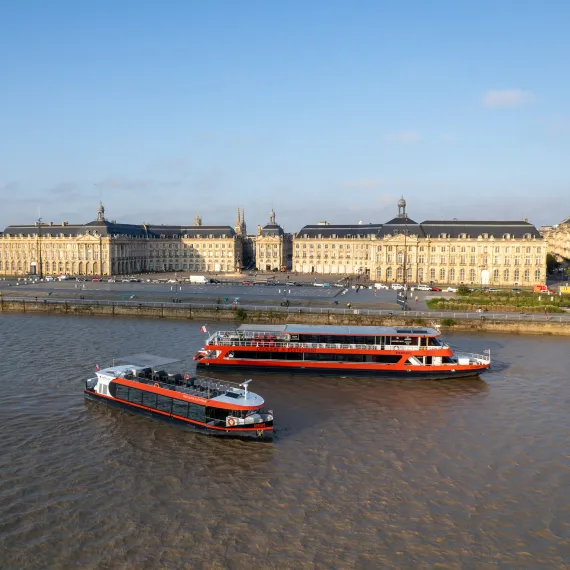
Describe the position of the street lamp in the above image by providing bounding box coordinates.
[37,216,43,279]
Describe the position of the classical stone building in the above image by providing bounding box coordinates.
[255,209,292,271]
[0,204,243,277]
[293,199,546,286]
[541,216,570,263]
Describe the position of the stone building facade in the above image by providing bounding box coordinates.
[0,204,243,277]
[541,216,570,263]
[293,199,547,286]
[254,209,292,271]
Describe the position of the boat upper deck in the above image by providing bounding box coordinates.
[207,325,449,352]
[96,363,263,408]
[236,324,441,337]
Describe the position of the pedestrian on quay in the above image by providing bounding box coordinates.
[415,296,419,303]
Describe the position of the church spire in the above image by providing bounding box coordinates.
[194,211,202,226]
[241,207,246,235]
[235,207,242,235]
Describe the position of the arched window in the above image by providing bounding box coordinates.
[514,269,520,282]
[469,269,476,282]
[449,268,455,281]
[376,268,382,279]
[439,268,445,281]
[535,269,541,281]
[386,267,393,280]
[504,269,509,281]
[524,269,530,281]
[430,268,436,280]
[459,268,465,281]
[396,267,403,280]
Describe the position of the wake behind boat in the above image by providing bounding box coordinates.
[84,353,273,439]
[194,324,491,380]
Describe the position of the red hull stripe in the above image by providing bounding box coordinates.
[113,378,262,411]
[85,391,273,432]
[199,359,489,372]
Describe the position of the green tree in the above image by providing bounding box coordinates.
[546,254,561,274]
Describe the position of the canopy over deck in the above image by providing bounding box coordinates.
[236,324,440,337]
[115,353,181,368]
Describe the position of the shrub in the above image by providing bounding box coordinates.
[441,318,456,327]
[457,286,471,296]
[234,308,247,321]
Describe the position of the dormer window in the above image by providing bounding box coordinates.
[503,233,510,239]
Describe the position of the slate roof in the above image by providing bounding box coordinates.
[297,219,542,239]
[260,223,284,237]
[2,221,236,239]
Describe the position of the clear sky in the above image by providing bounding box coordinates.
[1,0,568,232]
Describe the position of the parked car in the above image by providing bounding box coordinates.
[92,277,102,282]
[511,287,522,293]
[108,278,116,282]
[414,284,431,291]
[45,276,55,282]
[446,287,458,292]
[129,278,141,283]
[121,278,130,282]
[391,283,405,290]
[430,286,442,292]
[286,281,297,286]
[488,288,501,292]
[242,280,254,285]
[314,282,332,288]
[374,283,389,290]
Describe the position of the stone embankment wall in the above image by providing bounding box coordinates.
[2,298,570,336]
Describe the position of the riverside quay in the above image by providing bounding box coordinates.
[0,198,548,288]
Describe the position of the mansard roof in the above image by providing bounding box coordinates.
[260,223,284,237]
[296,219,542,239]
[2,221,236,239]
[296,224,385,238]
[419,220,542,239]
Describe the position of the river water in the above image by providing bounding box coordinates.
[1,314,569,569]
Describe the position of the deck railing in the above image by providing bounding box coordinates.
[207,335,448,352]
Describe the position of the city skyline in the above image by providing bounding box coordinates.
[1,1,569,230]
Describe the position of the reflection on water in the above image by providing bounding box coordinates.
[1,314,570,568]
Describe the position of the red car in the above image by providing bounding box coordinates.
[430,286,441,291]
[242,280,254,285]
[92,277,102,282]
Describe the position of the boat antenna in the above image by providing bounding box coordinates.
[240,379,252,399]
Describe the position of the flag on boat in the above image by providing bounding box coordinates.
[200,325,208,333]
[483,349,490,353]
[95,363,100,371]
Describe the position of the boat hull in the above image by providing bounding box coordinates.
[84,390,273,441]
[196,361,489,380]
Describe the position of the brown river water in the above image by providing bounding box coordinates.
[1,314,569,569]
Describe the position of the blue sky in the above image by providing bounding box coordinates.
[1,0,568,232]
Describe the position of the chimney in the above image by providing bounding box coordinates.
[524,218,528,223]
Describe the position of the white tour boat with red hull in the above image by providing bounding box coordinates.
[84,353,273,439]
[194,324,491,380]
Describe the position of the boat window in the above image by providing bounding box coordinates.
[172,401,189,418]
[143,392,157,409]
[224,392,241,399]
[156,395,172,413]
[114,384,129,400]
[128,388,143,405]
[188,403,206,422]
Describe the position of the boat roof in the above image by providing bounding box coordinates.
[114,353,181,368]
[236,324,440,336]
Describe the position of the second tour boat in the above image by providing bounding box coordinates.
[194,324,491,380]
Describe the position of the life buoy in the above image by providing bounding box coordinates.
[227,417,236,427]
[184,374,190,380]
[153,382,159,387]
